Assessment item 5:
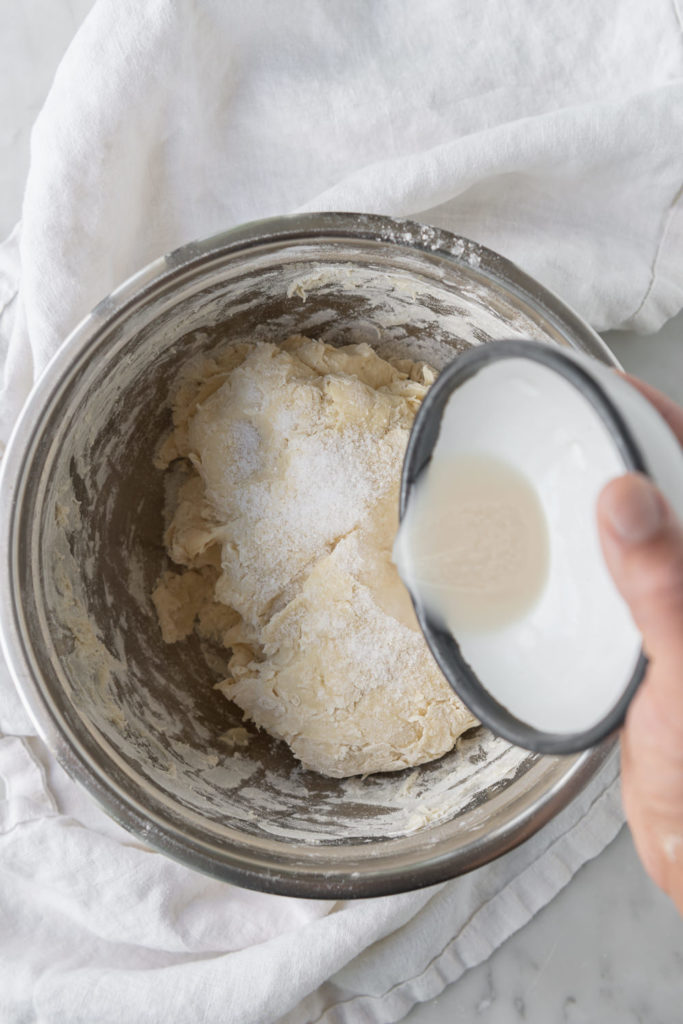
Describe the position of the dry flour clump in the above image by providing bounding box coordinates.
[153,336,476,777]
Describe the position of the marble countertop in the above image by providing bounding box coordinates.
[2,3,682,1022]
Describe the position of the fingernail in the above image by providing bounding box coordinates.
[602,474,667,544]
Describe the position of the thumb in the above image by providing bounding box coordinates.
[597,472,683,907]
[597,473,683,683]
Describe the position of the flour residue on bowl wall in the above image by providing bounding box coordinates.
[36,247,559,847]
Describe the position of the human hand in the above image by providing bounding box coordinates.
[596,375,683,914]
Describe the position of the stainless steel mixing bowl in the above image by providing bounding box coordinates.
[0,212,617,897]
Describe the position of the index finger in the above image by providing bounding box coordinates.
[619,372,683,448]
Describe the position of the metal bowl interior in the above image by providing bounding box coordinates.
[1,213,616,897]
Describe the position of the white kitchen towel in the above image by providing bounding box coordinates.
[0,1,681,1021]
[0,730,623,1024]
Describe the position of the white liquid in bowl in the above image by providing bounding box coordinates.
[397,453,550,633]
[394,357,643,735]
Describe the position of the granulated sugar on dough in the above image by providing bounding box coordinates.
[152,336,476,777]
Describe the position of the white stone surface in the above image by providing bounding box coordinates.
[1,3,682,1021]
[407,826,683,1024]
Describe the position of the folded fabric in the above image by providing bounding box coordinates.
[1,1,681,1021]
[0,733,622,1024]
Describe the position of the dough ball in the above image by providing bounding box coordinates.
[154,338,476,777]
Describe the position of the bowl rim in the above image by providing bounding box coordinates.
[0,211,619,898]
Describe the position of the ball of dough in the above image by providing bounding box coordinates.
[153,337,476,777]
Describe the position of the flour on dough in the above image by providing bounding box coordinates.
[153,337,476,777]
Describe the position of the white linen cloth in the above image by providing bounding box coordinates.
[1,1,681,1021]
